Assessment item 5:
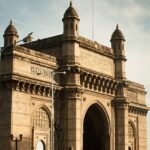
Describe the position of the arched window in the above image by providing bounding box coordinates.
[36,140,45,150]
[128,122,134,137]
[128,121,136,150]
[32,107,50,128]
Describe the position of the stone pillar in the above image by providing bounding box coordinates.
[0,82,12,150]
[115,98,128,150]
[61,87,83,150]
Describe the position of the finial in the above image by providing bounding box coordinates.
[10,19,12,25]
[70,1,72,7]
[116,24,119,29]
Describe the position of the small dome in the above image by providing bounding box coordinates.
[111,24,125,41]
[4,20,18,37]
[63,2,79,20]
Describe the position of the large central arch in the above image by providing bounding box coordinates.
[83,103,110,150]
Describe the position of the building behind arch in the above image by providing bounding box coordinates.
[0,2,149,150]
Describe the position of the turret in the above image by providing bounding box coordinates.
[110,25,126,79]
[62,2,80,37]
[3,20,19,47]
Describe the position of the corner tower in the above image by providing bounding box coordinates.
[3,20,19,47]
[110,25,126,80]
[62,2,80,37]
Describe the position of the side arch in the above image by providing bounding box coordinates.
[128,120,137,150]
[128,120,136,136]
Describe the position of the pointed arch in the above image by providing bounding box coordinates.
[83,101,111,150]
[83,101,111,134]
[128,120,136,150]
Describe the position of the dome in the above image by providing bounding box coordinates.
[111,24,125,41]
[4,20,18,37]
[63,2,79,20]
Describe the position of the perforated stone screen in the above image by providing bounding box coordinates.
[32,107,50,128]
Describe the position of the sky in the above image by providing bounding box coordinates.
[0,0,150,148]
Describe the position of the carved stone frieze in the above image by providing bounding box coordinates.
[31,65,52,79]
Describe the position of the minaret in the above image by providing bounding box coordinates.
[62,1,80,37]
[110,24,126,79]
[3,20,19,47]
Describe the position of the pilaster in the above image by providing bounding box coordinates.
[114,82,129,150]
[0,81,12,150]
[114,98,129,150]
[61,87,84,150]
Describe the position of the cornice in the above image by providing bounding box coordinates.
[78,36,114,59]
[0,73,51,85]
[0,78,61,98]
[21,34,63,50]
[62,66,125,97]
[1,45,57,70]
[80,67,114,80]
[126,80,146,94]
[79,69,119,96]
[129,104,148,116]
[20,34,114,59]
[14,45,56,62]
[83,88,115,99]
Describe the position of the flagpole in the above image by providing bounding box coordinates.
[92,0,94,40]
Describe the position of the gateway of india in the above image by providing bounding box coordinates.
[0,2,149,150]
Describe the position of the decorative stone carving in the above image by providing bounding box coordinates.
[129,105,148,116]
[11,79,60,98]
[26,83,31,93]
[31,65,52,79]
[80,70,120,96]
[32,107,50,128]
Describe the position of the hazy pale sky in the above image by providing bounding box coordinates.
[0,0,150,148]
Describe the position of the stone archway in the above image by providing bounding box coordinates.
[83,103,110,150]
